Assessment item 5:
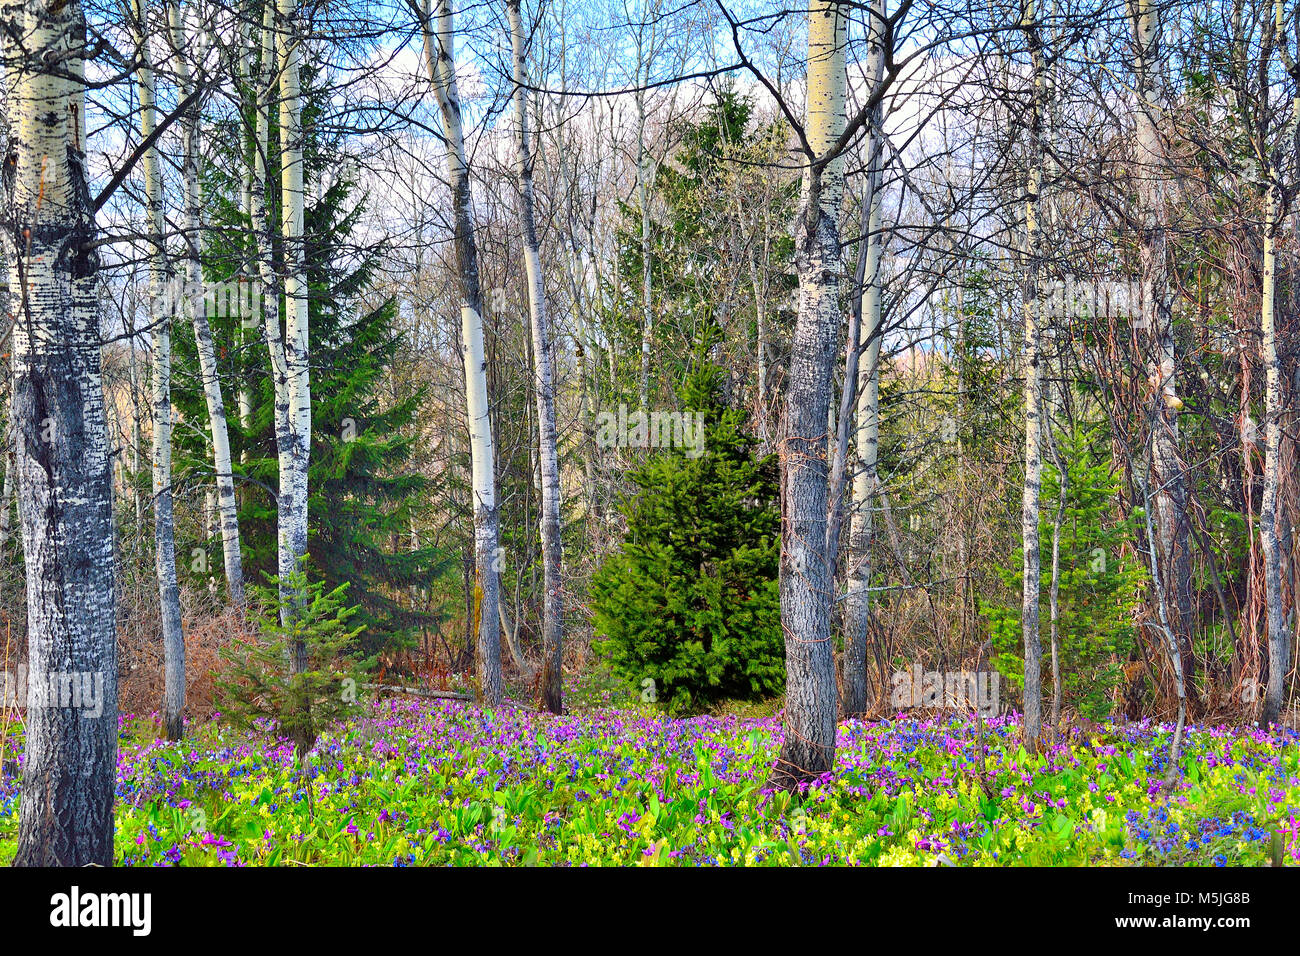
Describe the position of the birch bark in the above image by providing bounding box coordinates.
[248,0,297,626]
[1259,4,1297,723]
[276,0,311,642]
[7,0,120,865]
[509,0,564,712]
[637,81,653,409]
[1020,0,1045,748]
[168,2,245,608]
[418,0,503,704]
[1259,179,1288,725]
[133,1,186,741]
[841,0,887,718]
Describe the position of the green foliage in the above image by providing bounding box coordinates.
[604,85,797,406]
[217,566,371,761]
[591,345,783,716]
[175,67,448,655]
[945,269,1020,458]
[295,185,448,654]
[982,425,1146,719]
[7,709,1291,867]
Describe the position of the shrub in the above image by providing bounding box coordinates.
[591,357,783,716]
[217,566,371,761]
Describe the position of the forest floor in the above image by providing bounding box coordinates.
[1,674,1297,866]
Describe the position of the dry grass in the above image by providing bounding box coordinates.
[118,588,253,722]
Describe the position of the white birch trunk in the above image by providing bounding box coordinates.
[634,17,659,411]
[841,0,887,718]
[419,0,502,705]
[252,0,285,451]
[169,4,245,609]
[134,2,186,741]
[637,84,653,410]
[1020,1,1045,748]
[237,14,255,444]
[1259,0,1297,725]
[509,0,563,712]
[276,0,311,641]
[1261,174,1291,725]
[1047,421,1066,728]
[128,326,145,529]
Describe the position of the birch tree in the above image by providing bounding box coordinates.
[131,0,186,740]
[632,3,661,409]
[237,13,257,445]
[415,0,503,705]
[509,0,563,713]
[5,0,119,865]
[1019,0,1046,748]
[1258,177,1291,726]
[268,0,312,638]
[1258,0,1298,726]
[249,0,283,518]
[168,0,246,608]
[841,0,888,719]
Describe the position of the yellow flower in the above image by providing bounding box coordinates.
[879,846,916,867]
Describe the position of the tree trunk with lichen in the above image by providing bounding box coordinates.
[169,3,244,610]
[1020,0,1045,749]
[842,0,887,720]
[7,0,119,866]
[509,0,563,712]
[273,0,311,691]
[133,1,185,741]
[1261,179,1291,726]
[771,0,846,792]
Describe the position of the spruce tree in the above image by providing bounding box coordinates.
[174,71,444,656]
[591,343,783,715]
[217,564,369,762]
[982,425,1146,719]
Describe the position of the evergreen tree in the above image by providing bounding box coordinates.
[982,425,1146,719]
[591,342,783,715]
[606,86,796,405]
[174,69,445,655]
[217,564,369,762]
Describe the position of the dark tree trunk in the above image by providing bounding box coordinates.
[771,0,846,792]
[7,0,119,866]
